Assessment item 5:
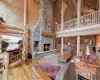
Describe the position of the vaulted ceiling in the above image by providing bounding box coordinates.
[54,0,98,23]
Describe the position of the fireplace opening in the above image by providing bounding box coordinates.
[44,44,50,51]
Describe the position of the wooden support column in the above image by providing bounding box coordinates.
[61,37,64,54]
[53,2,56,49]
[77,0,81,28]
[77,0,81,56]
[23,0,28,60]
[24,0,27,26]
[77,35,80,56]
[61,1,64,31]
[61,1,64,54]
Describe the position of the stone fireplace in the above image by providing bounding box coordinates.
[44,44,50,51]
[32,0,54,52]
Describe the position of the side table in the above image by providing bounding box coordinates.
[75,61,99,80]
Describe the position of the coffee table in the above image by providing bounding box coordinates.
[58,54,72,63]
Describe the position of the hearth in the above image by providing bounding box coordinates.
[44,44,50,51]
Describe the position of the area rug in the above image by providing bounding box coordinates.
[39,54,64,67]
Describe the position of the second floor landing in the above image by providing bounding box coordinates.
[56,10,100,38]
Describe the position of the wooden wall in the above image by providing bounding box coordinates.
[53,0,61,24]
[27,0,39,26]
[53,0,73,24]
[0,0,24,27]
[0,0,39,28]
[96,35,100,60]
[96,35,100,48]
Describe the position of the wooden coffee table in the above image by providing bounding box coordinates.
[58,54,72,63]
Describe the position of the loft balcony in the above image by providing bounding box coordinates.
[56,10,100,37]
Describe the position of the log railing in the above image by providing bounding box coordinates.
[56,10,100,32]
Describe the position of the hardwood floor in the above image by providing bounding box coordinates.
[2,58,43,80]
[1,57,100,80]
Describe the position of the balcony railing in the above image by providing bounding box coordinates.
[57,10,100,32]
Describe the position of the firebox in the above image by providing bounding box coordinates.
[44,44,50,51]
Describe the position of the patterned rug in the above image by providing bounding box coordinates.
[39,54,64,67]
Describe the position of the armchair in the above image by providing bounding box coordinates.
[55,62,76,80]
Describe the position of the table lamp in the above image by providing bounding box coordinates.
[84,45,90,68]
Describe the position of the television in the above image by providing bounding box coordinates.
[2,35,22,52]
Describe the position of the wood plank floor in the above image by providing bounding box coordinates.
[2,58,43,80]
[1,58,100,80]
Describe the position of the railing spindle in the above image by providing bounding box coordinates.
[97,12,99,23]
[92,13,93,24]
[88,14,90,25]
[96,12,97,23]
[99,11,100,23]
[90,14,92,24]
[93,13,95,23]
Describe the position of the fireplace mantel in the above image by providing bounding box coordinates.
[41,31,55,37]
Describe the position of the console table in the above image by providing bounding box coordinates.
[75,61,99,80]
[4,49,22,68]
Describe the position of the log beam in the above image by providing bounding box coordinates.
[0,28,24,35]
[0,21,24,31]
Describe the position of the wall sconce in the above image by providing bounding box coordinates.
[84,39,88,42]
[68,42,70,45]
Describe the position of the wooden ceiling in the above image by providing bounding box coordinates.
[0,0,39,28]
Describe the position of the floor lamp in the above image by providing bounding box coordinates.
[84,45,90,68]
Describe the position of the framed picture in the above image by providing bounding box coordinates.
[89,40,93,46]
